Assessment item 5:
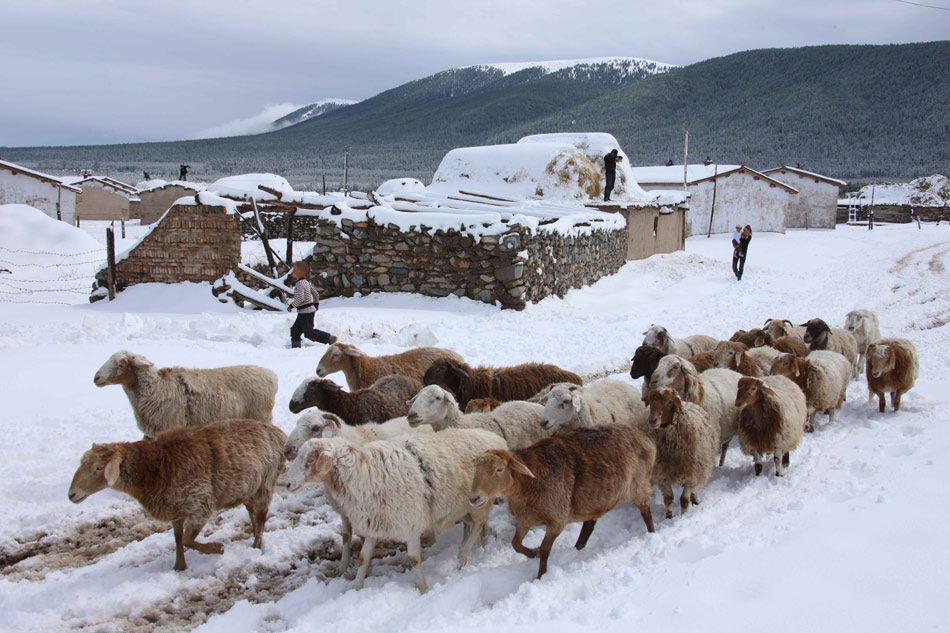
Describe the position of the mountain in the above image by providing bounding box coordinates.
[2,45,946,189]
[272,99,358,128]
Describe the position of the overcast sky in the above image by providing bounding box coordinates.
[0,0,946,147]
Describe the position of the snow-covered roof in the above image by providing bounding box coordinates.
[206,173,295,202]
[0,160,82,193]
[69,176,140,199]
[469,56,677,77]
[135,179,207,194]
[762,166,846,187]
[631,164,798,193]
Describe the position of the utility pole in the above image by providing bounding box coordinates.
[682,128,690,193]
[343,147,349,194]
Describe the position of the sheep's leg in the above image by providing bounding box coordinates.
[512,521,538,558]
[457,518,480,568]
[183,518,222,555]
[782,452,790,468]
[828,406,837,425]
[637,504,655,533]
[679,486,693,515]
[661,483,675,519]
[245,502,268,550]
[753,452,763,476]
[689,492,700,506]
[172,519,187,571]
[574,520,597,550]
[805,411,815,433]
[774,453,785,477]
[406,535,427,593]
[891,391,902,411]
[536,525,563,579]
[338,515,353,574]
[718,442,729,467]
[876,391,886,413]
[353,536,377,590]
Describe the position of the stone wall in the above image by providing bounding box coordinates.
[97,204,241,290]
[301,215,627,310]
[136,185,201,224]
[615,206,685,260]
[836,204,949,224]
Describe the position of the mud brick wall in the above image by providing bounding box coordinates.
[100,204,241,288]
[303,216,627,310]
[837,204,950,224]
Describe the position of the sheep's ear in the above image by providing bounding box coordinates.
[509,457,536,479]
[783,320,793,327]
[342,346,361,357]
[571,393,583,412]
[104,451,123,487]
[323,381,342,392]
[449,365,468,379]
[406,393,418,406]
[754,334,765,347]
[325,413,342,429]
[310,453,333,479]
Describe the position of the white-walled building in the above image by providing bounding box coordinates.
[0,160,80,225]
[762,166,845,229]
[630,164,797,237]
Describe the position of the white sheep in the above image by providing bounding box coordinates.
[844,309,881,377]
[770,351,851,432]
[647,355,743,466]
[734,375,807,477]
[802,318,859,377]
[93,350,277,439]
[286,428,506,592]
[642,325,718,358]
[746,346,784,376]
[538,380,650,434]
[406,384,546,449]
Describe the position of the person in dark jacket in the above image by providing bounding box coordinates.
[732,225,752,280]
[288,261,337,348]
[603,149,621,201]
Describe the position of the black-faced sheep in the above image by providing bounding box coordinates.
[287,428,506,592]
[537,380,649,434]
[93,351,278,439]
[288,374,421,424]
[734,376,807,476]
[844,309,882,377]
[801,318,859,377]
[643,388,720,518]
[422,358,582,410]
[316,343,464,391]
[406,384,546,449]
[469,425,656,580]
[68,419,286,571]
[630,344,667,396]
[866,338,919,412]
[642,325,718,357]
[647,355,743,466]
[770,351,851,432]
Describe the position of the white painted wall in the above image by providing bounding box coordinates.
[643,170,791,236]
[0,171,77,225]
[766,169,839,229]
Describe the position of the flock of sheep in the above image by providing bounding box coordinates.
[67,309,919,592]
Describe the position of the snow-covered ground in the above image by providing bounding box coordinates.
[1,222,948,633]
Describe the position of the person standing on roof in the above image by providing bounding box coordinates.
[179,164,191,181]
[603,149,621,202]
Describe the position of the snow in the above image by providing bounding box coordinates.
[1,223,949,632]
[631,163,743,185]
[206,174,296,202]
[849,174,950,207]
[0,159,81,192]
[375,178,426,197]
[470,56,677,77]
[135,179,208,193]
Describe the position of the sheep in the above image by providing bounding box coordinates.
[712,341,761,376]
[68,419,286,571]
[422,358,582,410]
[866,338,919,413]
[746,346,785,376]
[465,397,502,413]
[769,351,851,432]
[687,350,718,373]
[844,310,882,376]
[406,384,547,449]
[762,318,807,343]
[93,350,278,439]
[773,336,809,357]
[734,376,807,476]
[630,344,667,396]
[288,374,421,424]
[536,380,650,434]
[469,424,656,580]
[316,343,464,391]
[642,325,718,357]
[729,328,775,348]
[647,355,743,466]
[802,318,859,377]
[287,428,506,592]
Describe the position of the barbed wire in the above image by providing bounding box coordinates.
[0,246,104,257]
[0,284,90,295]
[0,258,104,268]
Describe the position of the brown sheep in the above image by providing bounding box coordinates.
[735,376,806,477]
[288,374,421,423]
[866,338,919,412]
[316,343,464,391]
[729,328,775,348]
[67,419,286,571]
[713,341,760,376]
[643,389,720,519]
[762,318,807,343]
[469,425,655,580]
[423,358,582,410]
[773,336,809,357]
[687,350,718,373]
[464,397,502,413]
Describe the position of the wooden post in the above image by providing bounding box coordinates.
[343,147,349,194]
[322,174,326,195]
[121,218,126,238]
[106,227,116,301]
[252,199,278,277]
[681,129,690,193]
[285,208,297,270]
[707,163,718,238]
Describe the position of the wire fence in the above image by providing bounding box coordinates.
[0,245,104,304]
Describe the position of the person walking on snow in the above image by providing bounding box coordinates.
[603,149,621,201]
[288,261,337,348]
[732,225,752,280]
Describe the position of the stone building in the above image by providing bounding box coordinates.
[762,166,844,229]
[0,159,80,224]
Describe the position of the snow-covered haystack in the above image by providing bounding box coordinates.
[0,204,104,305]
[518,132,653,203]
[206,173,296,202]
[855,174,950,207]
[428,142,607,202]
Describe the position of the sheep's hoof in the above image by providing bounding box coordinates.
[754,463,763,476]
[805,424,814,433]
[173,560,187,571]
[191,541,224,555]
[664,510,673,519]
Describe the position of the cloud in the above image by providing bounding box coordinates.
[190,103,306,139]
